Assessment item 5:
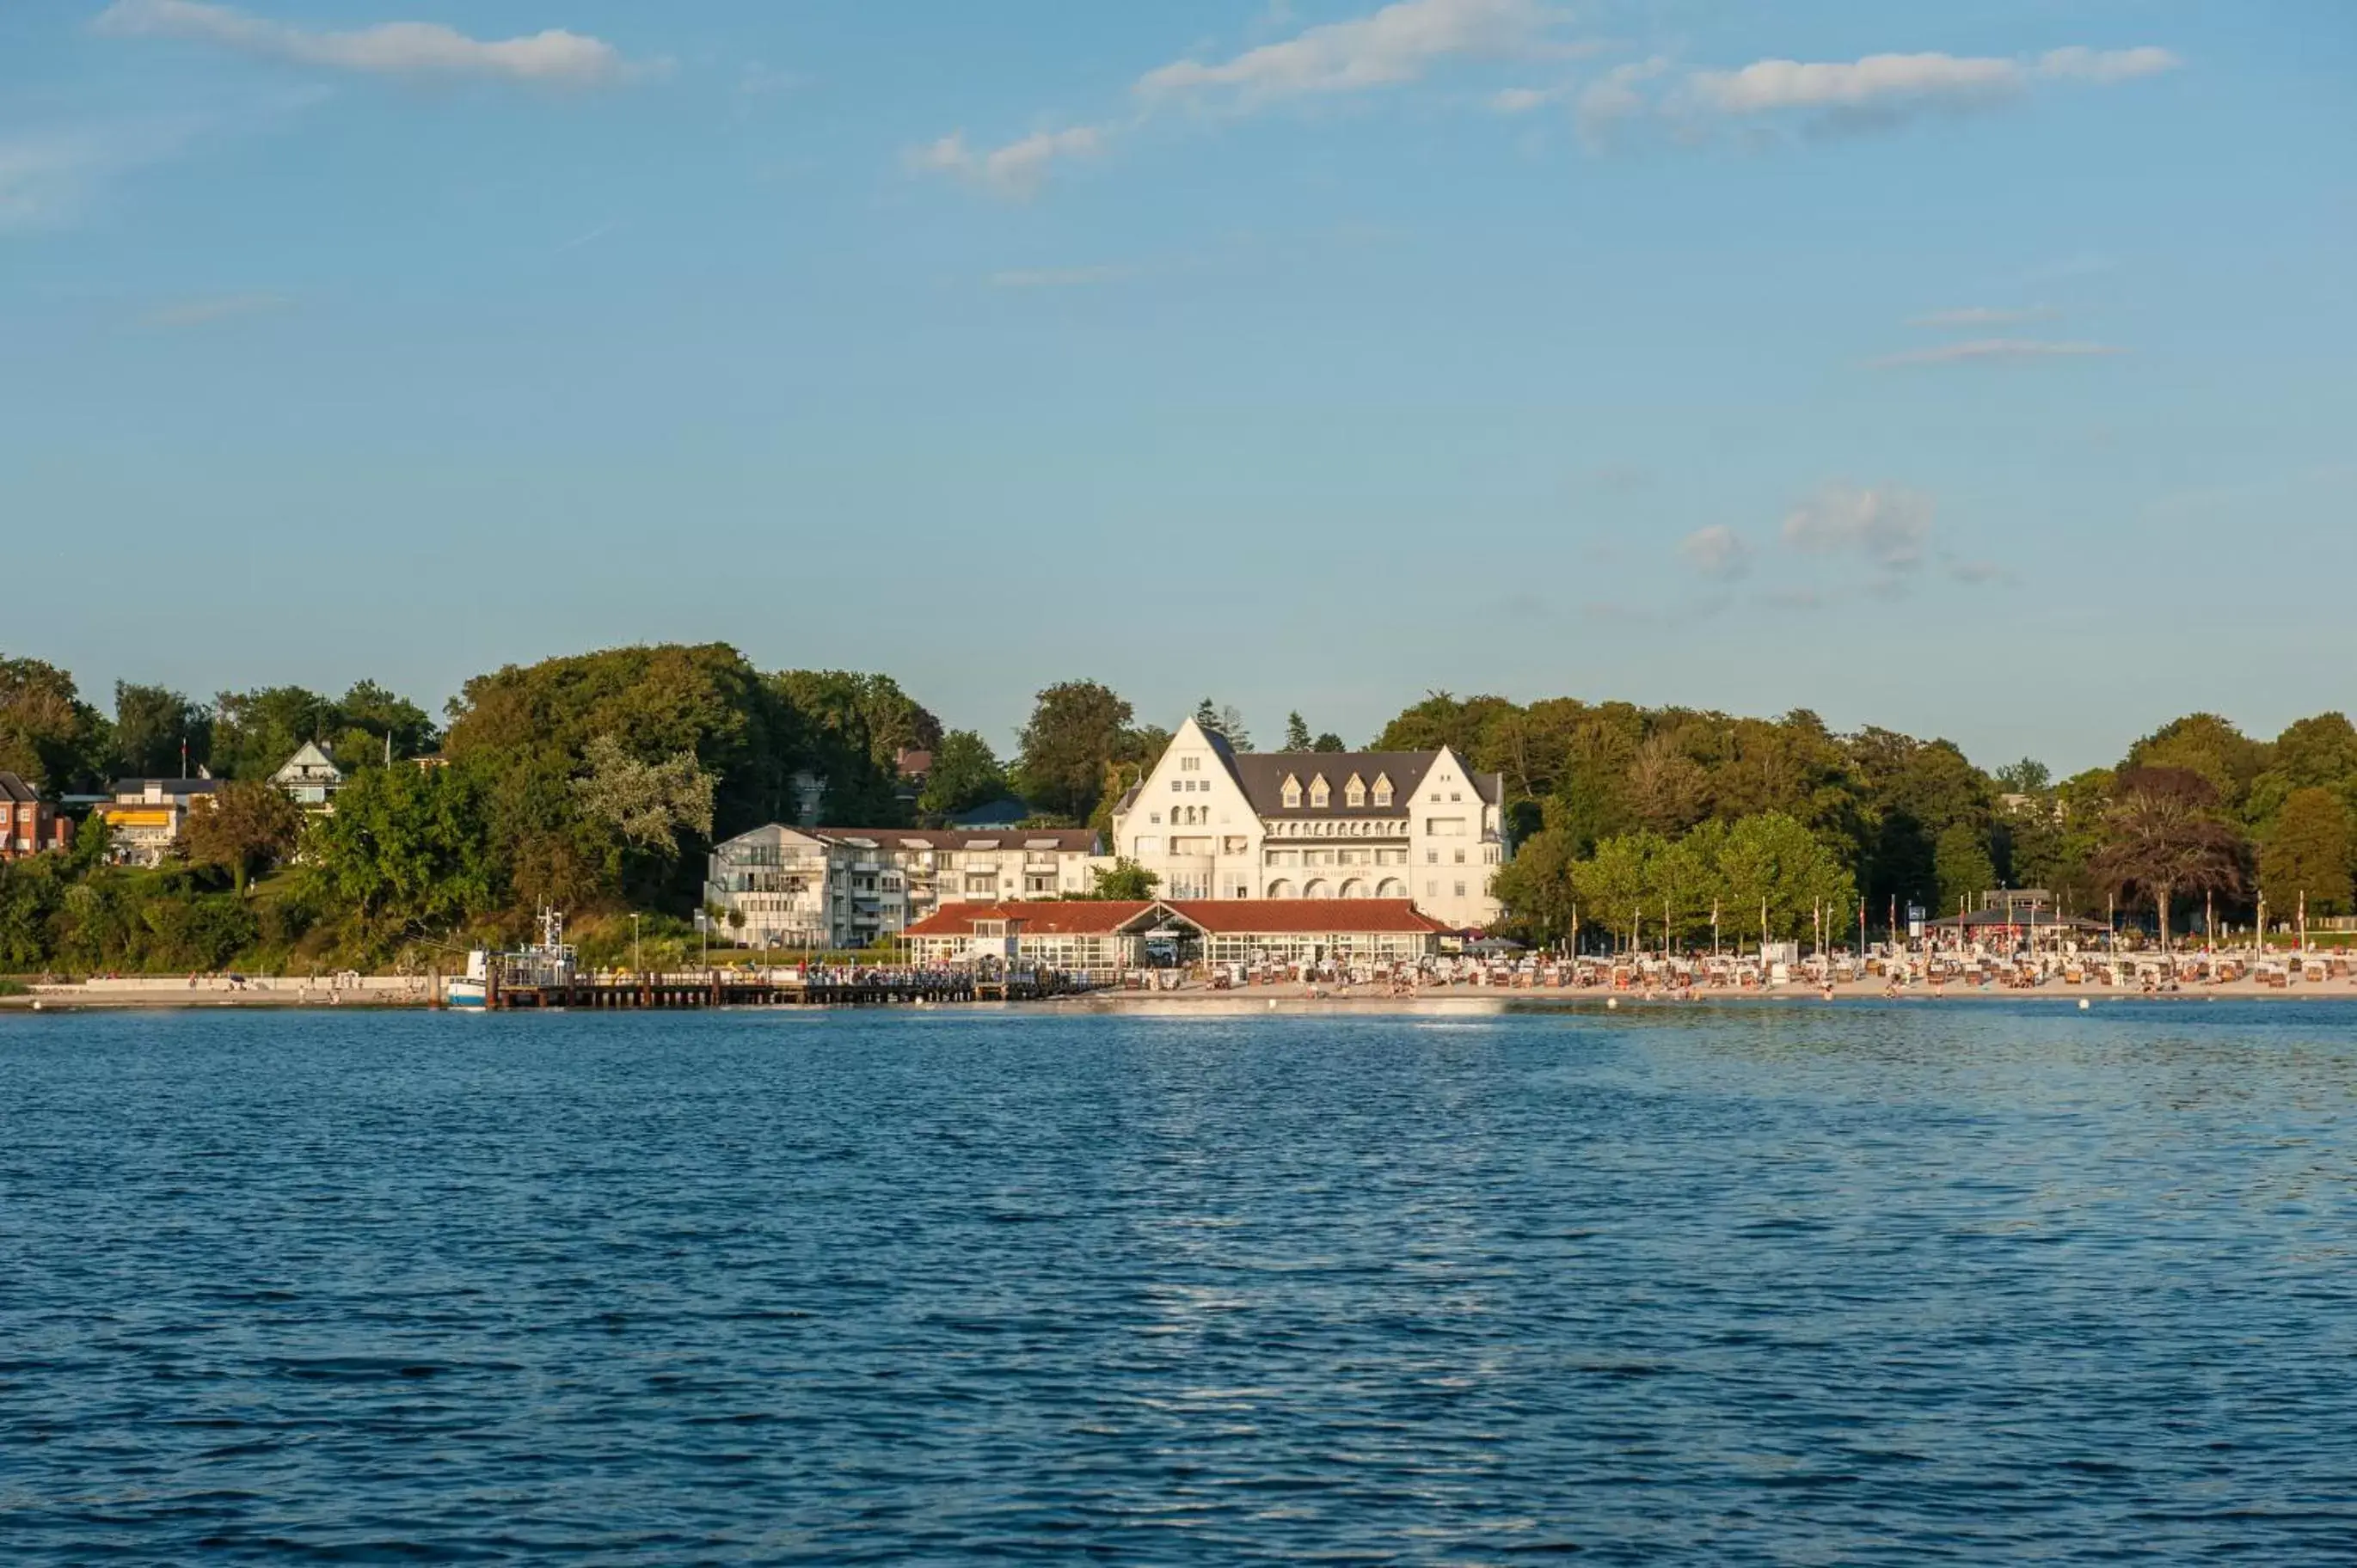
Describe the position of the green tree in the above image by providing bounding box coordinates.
[2089,766,2246,948]
[1016,682,1133,823]
[1374,691,1516,757]
[182,778,306,894]
[916,730,1008,823]
[1082,858,1159,900]
[1491,826,1580,946]
[2258,787,2352,917]
[211,686,338,780]
[1932,824,1998,914]
[1191,698,1251,751]
[303,766,494,941]
[1624,732,1709,834]
[1283,712,1313,751]
[1716,812,1857,945]
[329,679,438,769]
[1571,830,1668,949]
[448,644,799,837]
[2126,714,2269,818]
[1994,757,2052,795]
[770,670,939,823]
[572,735,717,858]
[0,656,110,792]
[1312,732,1347,753]
[2247,713,2357,826]
[113,682,211,778]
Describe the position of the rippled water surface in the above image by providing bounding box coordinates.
[5,1001,2357,1563]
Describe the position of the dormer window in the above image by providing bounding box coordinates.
[1345,775,1366,808]
[1372,774,1393,808]
[1281,774,1302,810]
[1309,775,1330,809]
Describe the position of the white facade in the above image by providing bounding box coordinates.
[703,825,1103,950]
[1108,718,1509,930]
[271,741,345,811]
[94,778,223,867]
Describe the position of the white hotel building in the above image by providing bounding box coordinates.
[1109,718,1509,930]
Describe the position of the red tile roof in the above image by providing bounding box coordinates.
[901,900,1157,938]
[1162,899,1449,935]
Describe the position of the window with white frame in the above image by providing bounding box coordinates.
[1309,775,1329,808]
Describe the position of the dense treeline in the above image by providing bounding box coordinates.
[0,646,949,972]
[1380,694,2356,946]
[3,645,2353,971]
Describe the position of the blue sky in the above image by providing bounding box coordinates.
[5,1,2352,772]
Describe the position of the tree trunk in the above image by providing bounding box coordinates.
[2156,884,2171,952]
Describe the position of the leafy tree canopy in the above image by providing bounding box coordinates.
[1017,681,1134,824]
[183,778,306,894]
[2258,787,2352,917]
[917,730,1007,824]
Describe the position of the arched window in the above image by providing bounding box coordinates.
[1280,774,1302,810]
[1266,879,1297,899]
[1339,879,1368,899]
[1376,878,1408,898]
[1345,774,1366,808]
[1309,775,1330,809]
[1303,879,1332,899]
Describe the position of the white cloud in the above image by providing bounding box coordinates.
[987,265,1136,289]
[2036,46,2181,83]
[1137,0,1563,107]
[1870,337,2125,368]
[1678,524,1752,579]
[0,120,199,232]
[910,126,1108,199]
[1691,52,2028,116]
[1909,305,2055,328]
[1781,484,1933,570]
[1616,44,2180,138]
[142,291,289,327]
[94,0,642,87]
[1489,84,1556,114]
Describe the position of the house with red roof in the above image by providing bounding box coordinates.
[902,897,1448,972]
[0,773,71,861]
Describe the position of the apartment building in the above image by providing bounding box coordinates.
[703,824,1102,950]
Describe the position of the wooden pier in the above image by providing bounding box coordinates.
[479,967,1081,1010]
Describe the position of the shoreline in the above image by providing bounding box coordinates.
[9,979,2357,1014]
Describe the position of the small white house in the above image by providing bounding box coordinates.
[272,741,346,811]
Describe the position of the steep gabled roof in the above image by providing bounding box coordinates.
[1224,751,1449,818]
[272,740,343,781]
[0,772,39,804]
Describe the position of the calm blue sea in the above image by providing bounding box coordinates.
[3,1001,2354,1563]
